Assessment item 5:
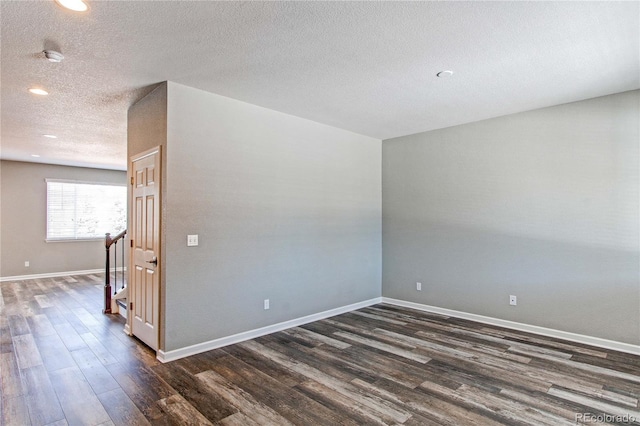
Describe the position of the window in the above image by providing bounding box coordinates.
[46,179,126,241]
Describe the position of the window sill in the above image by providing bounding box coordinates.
[45,238,104,243]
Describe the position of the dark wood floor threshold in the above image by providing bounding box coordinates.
[1,274,639,425]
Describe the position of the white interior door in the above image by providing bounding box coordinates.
[130,147,160,350]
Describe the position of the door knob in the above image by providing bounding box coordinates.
[146,257,158,266]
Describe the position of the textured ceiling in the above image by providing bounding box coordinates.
[1,1,638,170]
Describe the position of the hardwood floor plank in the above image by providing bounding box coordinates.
[354,377,503,426]
[42,306,70,326]
[34,294,54,309]
[169,349,228,375]
[606,350,640,368]
[22,364,66,425]
[0,315,13,354]
[428,331,533,364]
[563,384,638,407]
[349,310,409,325]
[151,362,237,423]
[13,333,44,370]
[602,384,640,403]
[210,354,361,426]
[8,314,31,336]
[49,366,112,426]
[499,387,583,420]
[155,394,213,426]
[419,380,574,426]
[27,314,57,337]
[105,360,177,420]
[96,388,150,426]
[458,383,576,426]
[310,343,432,388]
[217,412,262,426]
[367,376,504,426]
[374,327,481,360]
[411,339,596,394]
[197,370,294,425]
[548,386,640,421]
[33,333,77,372]
[70,347,121,395]
[481,327,608,359]
[1,352,25,398]
[332,331,431,364]
[280,326,351,349]
[422,359,504,394]
[294,379,390,425]
[52,322,87,352]
[222,344,306,388]
[58,309,91,336]
[1,395,32,426]
[80,332,120,366]
[569,351,640,376]
[373,304,451,320]
[260,334,362,383]
[239,340,413,423]
[538,354,640,385]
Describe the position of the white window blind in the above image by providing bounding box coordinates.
[46,180,126,241]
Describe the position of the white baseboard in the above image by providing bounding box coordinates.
[0,269,103,282]
[157,297,383,363]
[0,268,127,283]
[382,297,640,356]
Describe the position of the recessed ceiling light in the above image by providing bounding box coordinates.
[29,88,49,96]
[436,70,454,78]
[55,0,88,12]
[43,134,58,139]
[31,154,41,158]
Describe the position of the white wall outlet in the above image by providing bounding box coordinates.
[509,295,517,306]
[187,234,198,247]
[264,299,270,310]
[24,261,30,267]
[416,282,422,291]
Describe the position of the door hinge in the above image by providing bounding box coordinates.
[130,239,133,248]
[130,302,133,310]
[130,177,134,185]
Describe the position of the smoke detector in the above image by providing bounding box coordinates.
[43,50,64,63]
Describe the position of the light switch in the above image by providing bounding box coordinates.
[187,234,198,246]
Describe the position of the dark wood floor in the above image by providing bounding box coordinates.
[2,275,640,425]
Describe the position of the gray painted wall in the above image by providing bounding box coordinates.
[0,160,126,277]
[382,90,640,345]
[162,82,381,351]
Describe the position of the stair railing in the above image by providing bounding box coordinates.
[103,229,127,314]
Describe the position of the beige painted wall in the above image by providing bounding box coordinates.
[382,90,640,345]
[0,160,126,277]
[127,82,168,349]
